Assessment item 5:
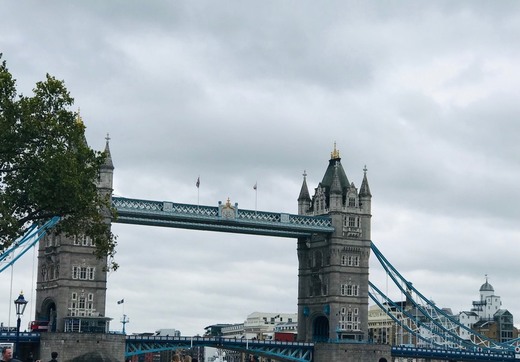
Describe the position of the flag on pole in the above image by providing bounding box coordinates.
[196,176,200,188]
[117,299,124,304]
[253,182,257,190]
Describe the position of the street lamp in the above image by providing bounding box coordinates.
[14,291,28,358]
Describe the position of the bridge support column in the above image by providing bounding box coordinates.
[314,343,391,362]
[39,333,125,362]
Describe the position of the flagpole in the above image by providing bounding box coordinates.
[254,182,258,213]
[196,176,200,207]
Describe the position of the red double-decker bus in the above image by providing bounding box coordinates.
[29,321,49,332]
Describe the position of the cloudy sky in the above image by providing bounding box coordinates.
[1,1,520,336]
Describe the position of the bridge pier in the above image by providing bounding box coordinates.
[314,343,391,362]
[39,333,125,362]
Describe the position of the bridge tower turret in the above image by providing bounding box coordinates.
[297,143,372,343]
[297,171,311,215]
[34,133,114,333]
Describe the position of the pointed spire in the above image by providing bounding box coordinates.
[298,170,311,201]
[359,165,371,197]
[101,133,114,170]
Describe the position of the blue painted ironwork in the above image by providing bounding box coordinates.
[392,345,516,361]
[0,331,41,343]
[0,216,60,273]
[112,197,333,238]
[125,335,314,362]
[370,241,518,359]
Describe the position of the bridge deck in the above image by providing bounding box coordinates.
[112,197,334,238]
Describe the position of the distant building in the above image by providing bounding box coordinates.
[204,324,232,337]
[367,277,520,348]
[209,312,298,340]
[221,323,244,338]
[155,328,181,337]
[243,312,297,340]
[459,277,518,343]
[368,303,405,345]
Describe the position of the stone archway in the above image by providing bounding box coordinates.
[40,298,57,332]
[312,315,329,341]
[378,358,388,362]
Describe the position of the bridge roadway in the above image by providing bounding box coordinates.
[111,196,334,238]
[5,332,520,361]
[1,332,313,362]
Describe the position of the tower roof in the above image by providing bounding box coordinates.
[480,277,494,292]
[330,163,343,195]
[359,165,371,197]
[101,133,114,170]
[298,171,311,201]
[320,144,350,191]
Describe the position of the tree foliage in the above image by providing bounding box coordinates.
[0,55,118,270]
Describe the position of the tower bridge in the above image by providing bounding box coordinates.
[2,142,519,362]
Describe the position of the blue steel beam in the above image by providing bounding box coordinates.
[391,346,517,361]
[125,335,314,362]
[112,197,334,238]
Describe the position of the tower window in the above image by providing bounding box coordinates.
[341,283,359,296]
[341,255,360,267]
[72,266,96,280]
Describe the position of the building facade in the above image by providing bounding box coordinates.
[296,144,372,342]
[460,278,518,343]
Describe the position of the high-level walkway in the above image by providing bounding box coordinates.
[112,196,334,238]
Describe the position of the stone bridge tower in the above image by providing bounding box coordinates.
[297,144,372,342]
[33,136,114,333]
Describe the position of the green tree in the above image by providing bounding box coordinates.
[0,55,118,270]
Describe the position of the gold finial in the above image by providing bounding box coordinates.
[76,108,85,128]
[226,197,232,207]
[330,142,340,159]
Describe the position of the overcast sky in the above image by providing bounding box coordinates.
[1,1,520,336]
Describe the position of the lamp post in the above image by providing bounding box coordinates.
[14,291,28,358]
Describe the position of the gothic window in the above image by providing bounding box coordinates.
[72,266,95,280]
[348,197,356,207]
[348,217,356,227]
[341,254,360,266]
[74,235,93,246]
[341,283,359,296]
[79,296,86,309]
[350,256,360,266]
